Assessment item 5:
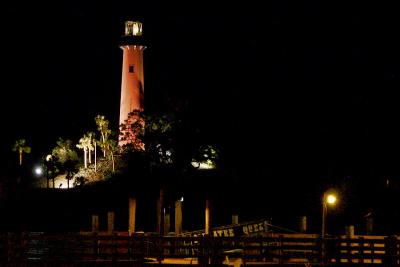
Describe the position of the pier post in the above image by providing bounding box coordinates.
[232,214,239,225]
[92,215,99,233]
[299,216,307,233]
[108,211,115,234]
[128,198,136,235]
[157,189,165,236]
[175,200,183,235]
[205,199,212,236]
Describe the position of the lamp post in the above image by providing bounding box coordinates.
[321,192,337,264]
[321,193,337,238]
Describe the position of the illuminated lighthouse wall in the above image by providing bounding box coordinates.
[119,21,145,146]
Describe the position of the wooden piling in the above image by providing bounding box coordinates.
[205,199,212,236]
[157,189,165,236]
[175,200,183,235]
[128,198,136,235]
[299,216,307,233]
[92,215,99,233]
[232,214,239,225]
[108,212,115,234]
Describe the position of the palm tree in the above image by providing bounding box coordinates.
[93,139,98,172]
[64,159,77,189]
[12,139,31,166]
[95,115,111,157]
[76,134,91,169]
[87,132,95,164]
[106,139,118,172]
[43,155,57,188]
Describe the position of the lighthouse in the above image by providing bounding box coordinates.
[119,21,146,146]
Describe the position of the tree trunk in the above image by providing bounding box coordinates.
[102,133,106,157]
[47,178,49,189]
[157,188,165,236]
[88,147,92,164]
[67,177,70,188]
[19,151,22,166]
[94,143,97,172]
[84,148,87,168]
[52,178,55,188]
[111,151,115,172]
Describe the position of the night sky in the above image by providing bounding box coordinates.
[2,1,400,232]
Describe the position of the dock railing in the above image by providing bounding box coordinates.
[0,232,398,266]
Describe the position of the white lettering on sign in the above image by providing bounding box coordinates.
[188,220,268,237]
[243,226,248,235]
[212,228,235,237]
[229,229,234,237]
[242,221,268,235]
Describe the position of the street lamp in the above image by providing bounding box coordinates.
[321,191,338,264]
[34,166,43,177]
[321,192,337,238]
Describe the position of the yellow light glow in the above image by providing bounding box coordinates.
[326,194,337,205]
[125,21,143,36]
[191,161,215,170]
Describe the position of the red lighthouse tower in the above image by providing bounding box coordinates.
[119,21,145,146]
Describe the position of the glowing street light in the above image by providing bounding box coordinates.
[34,166,43,176]
[322,192,338,238]
[321,191,338,264]
[326,194,337,205]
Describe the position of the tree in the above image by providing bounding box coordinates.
[95,115,111,157]
[106,139,118,172]
[120,109,222,175]
[119,110,175,158]
[12,139,31,166]
[52,138,77,164]
[119,109,145,150]
[118,111,176,188]
[191,145,220,170]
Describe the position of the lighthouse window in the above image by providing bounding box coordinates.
[129,65,134,73]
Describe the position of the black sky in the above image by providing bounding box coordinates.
[2,1,400,199]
